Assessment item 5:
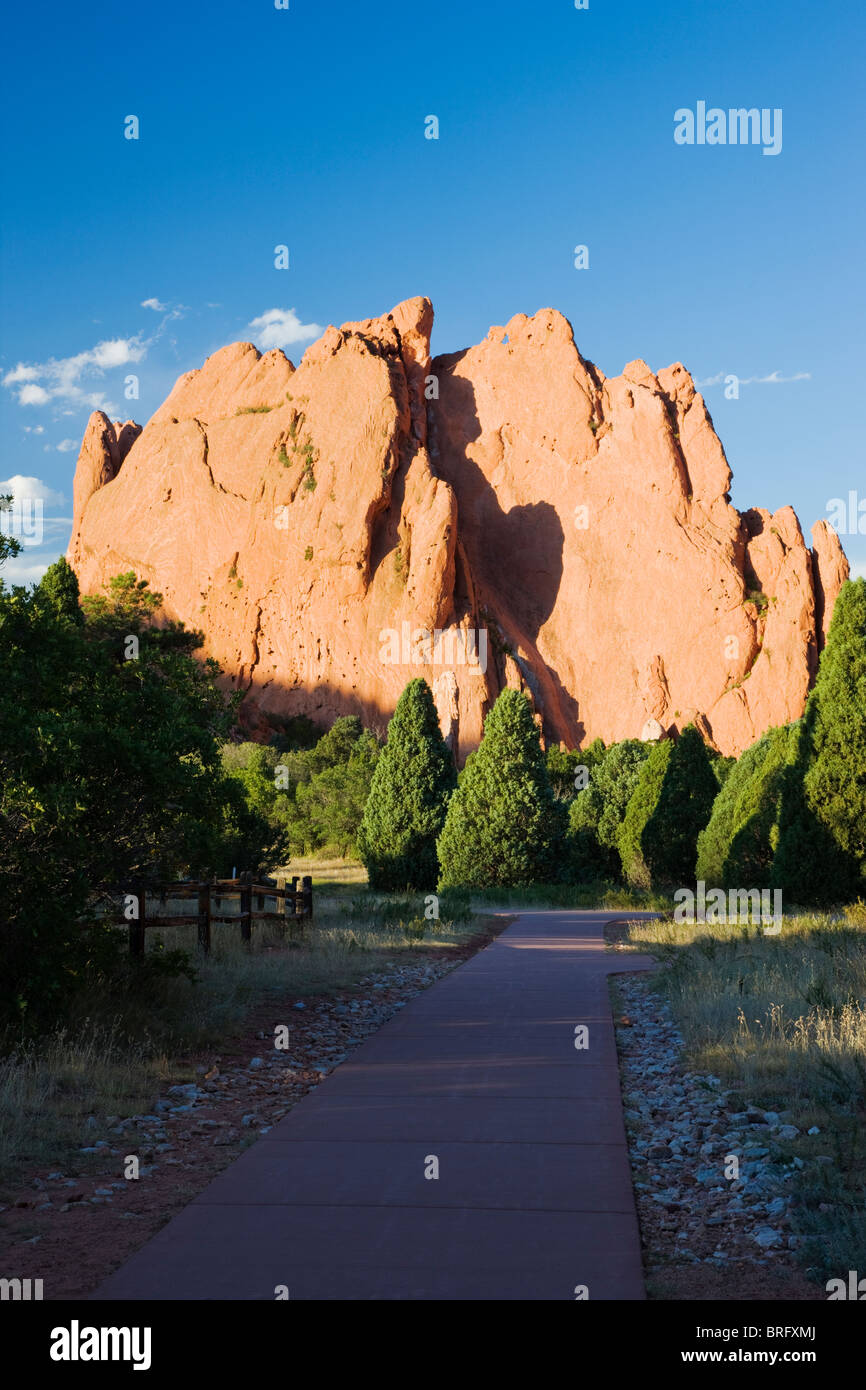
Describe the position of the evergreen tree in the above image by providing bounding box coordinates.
[357,679,456,890]
[619,726,718,888]
[568,739,650,880]
[295,728,380,857]
[546,737,606,801]
[0,492,22,566]
[710,751,737,789]
[773,579,866,904]
[437,688,566,888]
[696,725,792,887]
[33,556,84,625]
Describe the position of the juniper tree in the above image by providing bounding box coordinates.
[436,688,566,888]
[695,724,792,888]
[568,738,649,880]
[773,578,866,904]
[618,725,718,888]
[356,678,455,890]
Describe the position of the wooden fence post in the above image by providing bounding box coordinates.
[302,875,313,920]
[286,875,302,940]
[129,881,146,958]
[197,880,211,954]
[240,872,252,943]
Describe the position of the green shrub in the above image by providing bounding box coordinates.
[0,562,265,1033]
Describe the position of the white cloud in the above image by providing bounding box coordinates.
[0,474,67,507]
[90,339,143,369]
[56,439,78,453]
[23,424,45,434]
[247,308,324,350]
[141,297,167,312]
[19,383,52,406]
[0,557,52,587]
[2,334,147,411]
[850,561,866,581]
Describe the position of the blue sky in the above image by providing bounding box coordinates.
[2,0,864,583]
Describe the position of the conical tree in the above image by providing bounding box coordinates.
[773,578,866,905]
[356,678,456,890]
[619,725,718,888]
[696,724,793,888]
[34,556,84,625]
[437,688,567,888]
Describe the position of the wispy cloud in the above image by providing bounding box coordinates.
[247,308,323,350]
[55,439,79,453]
[3,301,188,415]
[696,370,812,388]
[2,336,147,412]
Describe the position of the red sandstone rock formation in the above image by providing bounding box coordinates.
[67,297,848,759]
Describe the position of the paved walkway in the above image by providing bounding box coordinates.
[94,911,656,1301]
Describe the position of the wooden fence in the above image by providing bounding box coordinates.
[107,872,313,955]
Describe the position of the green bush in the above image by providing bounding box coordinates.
[233,716,379,860]
[294,724,380,857]
[0,562,261,1033]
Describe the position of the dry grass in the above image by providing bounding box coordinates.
[283,856,368,887]
[0,1028,165,1194]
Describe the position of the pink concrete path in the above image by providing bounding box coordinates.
[94,910,657,1301]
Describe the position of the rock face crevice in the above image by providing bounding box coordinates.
[68,296,848,759]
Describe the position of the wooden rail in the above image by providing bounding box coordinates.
[106,872,313,955]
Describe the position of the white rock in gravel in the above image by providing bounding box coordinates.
[753,1226,782,1248]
